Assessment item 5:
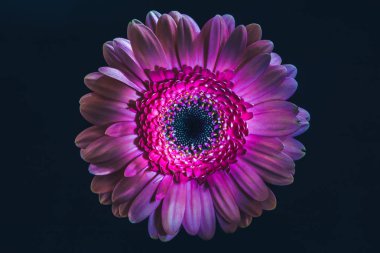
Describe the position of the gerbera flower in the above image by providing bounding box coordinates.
[75,10,310,241]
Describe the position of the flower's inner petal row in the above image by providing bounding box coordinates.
[137,66,250,180]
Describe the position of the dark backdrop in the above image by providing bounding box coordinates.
[2,0,379,252]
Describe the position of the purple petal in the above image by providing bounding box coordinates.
[241,40,274,65]
[162,182,187,235]
[239,212,253,228]
[155,175,173,200]
[156,14,179,69]
[105,122,136,137]
[232,53,271,91]
[98,66,143,92]
[260,189,277,210]
[216,213,238,233]
[127,20,169,70]
[214,25,247,72]
[246,23,262,45]
[183,180,201,235]
[91,171,123,193]
[128,174,163,223]
[245,135,284,154]
[208,172,240,223]
[197,185,216,240]
[284,64,298,78]
[177,16,198,67]
[282,137,306,160]
[222,14,235,35]
[248,101,300,137]
[112,171,156,203]
[231,164,269,201]
[168,11,182,23]
[145,10,161,31]
[250,77,298,104]
[75,125,105,149]
[270,52,282,65]
[124,154,149,177]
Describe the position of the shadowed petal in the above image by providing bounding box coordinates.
[124,154,149,177]
[91,170,123,193]
[156,14,179,68]
[222,14,235,35]
[239,212,253,228]
[75,125,105,149]
[145,10,161,31]
[177,16,198,67]
[155,175,173,200]
[246,23,262,45]
[197,185,216,240]
[216,213,238,233]
[282,137,306,160]
[105,122,136,137]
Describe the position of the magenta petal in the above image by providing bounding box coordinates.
[284,64,298,78]
[81,135,137,164]
[183,180,201,235]
[162,182,186,235]
[241,40,274,65]
[197,185,216,240]
[214,25,247,72]
[91,171,123,193]
[208,172,240,223]
[112,171,156,203]
[222,14,235,35]
[145,10,161,31]
[84,72,139,103]
[177,16,198,67]
[216,213,238,233]
[155,175,173,200]
[124,154,149,177]
[127,21,169,70]
[231,164,269,201]
[128,174,163,223]
[245,135,284,155]
[156,14,179,69]
[250,77,298,104]
[75,125,105,149]
[80,93,135,126]
[282,137,306,160]
[241,150,295,186]
[270,52,282,65]
[105,122,136,137]
[232,53,271,91]
[98,66,143,92]
[246,23,262,45]
[248,101,300,137]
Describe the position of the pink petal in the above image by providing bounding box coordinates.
[232,53,271,92]
[75,125,105,149]
[245,135,284,155]
[128,174,163,223]
[145,10,161,31]
[246,23,262,45]
[214,25,247,72]
[250,77,298,104]
[216,213,238,233]
[161,182,187,235]
[79,93,135,126]
[248,101,300,137]
[241,40,274,65]
[80,135,138,164]
[293,107,310,136]
[208,172,240,223]
[231,164,269,201]
[222,14,235,35]
[127,20,169,70]
[98,66,143,92]
[156,14,179,69]
[90,170,123,193]
[177,16,198,67]
[270,52,282,65]
[155,175,173,200]
[112,171,157,203]
[84,72,139,103]
[88,155,131,176]
[282,137,306,160]
[105,121,137,137]
[168,11,182,23]
[197,185,216,240]
[124,154,149,177]
[241,150,295,186]
[183,180,201,235]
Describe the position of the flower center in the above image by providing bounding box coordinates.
[163,95,220,154]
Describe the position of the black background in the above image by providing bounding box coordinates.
[2,0,379,252]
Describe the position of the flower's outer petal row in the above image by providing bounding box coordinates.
[128,20,169,70]
[145,10,161,32]
[84,72,140,103]
[102,42,147,90]
[246,23,262,45]
[183,180,202,235]
[75,125,106,149]
[156,14,179,69]
[222,14,235,36]
[177,16,198,67]
[80,93,136,126]
[247,100,300,137]
[281,137,306,160]
[293,107,310,136]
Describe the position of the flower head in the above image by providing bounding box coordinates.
[76,10,310,241]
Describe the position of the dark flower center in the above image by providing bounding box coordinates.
[172,106,214,148]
